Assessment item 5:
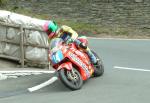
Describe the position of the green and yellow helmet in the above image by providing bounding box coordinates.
[48,21,58,32]
[43,21,58,38]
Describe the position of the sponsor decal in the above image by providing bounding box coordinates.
[69,52,90,77]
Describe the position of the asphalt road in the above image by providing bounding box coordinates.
[0,38,150,103]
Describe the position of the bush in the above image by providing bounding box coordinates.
[0,0,8,5]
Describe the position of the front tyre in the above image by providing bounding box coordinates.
[58,67,83,90]
[92,50,104,77]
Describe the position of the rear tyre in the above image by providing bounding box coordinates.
[58,67,83,90]
[92,50,104,77]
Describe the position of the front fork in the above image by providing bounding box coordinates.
[57,62,78,81]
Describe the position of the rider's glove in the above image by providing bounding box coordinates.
[79,42,87,49]
[66,38,73,44]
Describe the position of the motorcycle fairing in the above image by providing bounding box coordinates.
[57,62,72,71]
[67,51,91,80]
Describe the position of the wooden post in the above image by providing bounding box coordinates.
[20,25,24,68]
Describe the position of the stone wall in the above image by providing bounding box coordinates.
[1,0,150,31]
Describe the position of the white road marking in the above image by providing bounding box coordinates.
[0,70,55,74]
[0,70,55,80]
[114,66,150,72]
[28,76,58,92]
[0,73,8,80]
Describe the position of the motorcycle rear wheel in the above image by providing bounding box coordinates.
[58,68,83,90]
[92,50,104,77]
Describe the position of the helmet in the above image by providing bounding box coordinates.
[43,21,58,38]
[77,36,88,46]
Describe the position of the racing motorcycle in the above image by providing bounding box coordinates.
[49,38,104,90]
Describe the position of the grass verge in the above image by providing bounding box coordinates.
[1,8,150,39]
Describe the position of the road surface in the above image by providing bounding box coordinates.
[0,38,150,103]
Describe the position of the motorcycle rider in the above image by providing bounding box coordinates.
[43,21,97,65]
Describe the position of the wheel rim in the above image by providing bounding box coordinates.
[65,70,81,87]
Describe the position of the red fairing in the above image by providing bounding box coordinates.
[57,62,72,71]
[65,44,94,80]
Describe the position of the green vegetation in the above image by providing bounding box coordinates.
[1,6,150,38]
[0,0,8,5]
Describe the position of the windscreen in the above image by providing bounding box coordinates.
[49,38,63,51]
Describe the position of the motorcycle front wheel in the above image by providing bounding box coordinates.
[58,67,83,90]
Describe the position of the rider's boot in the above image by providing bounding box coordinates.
[86,48,98,65]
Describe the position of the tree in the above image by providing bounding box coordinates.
[0,0,8,6]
